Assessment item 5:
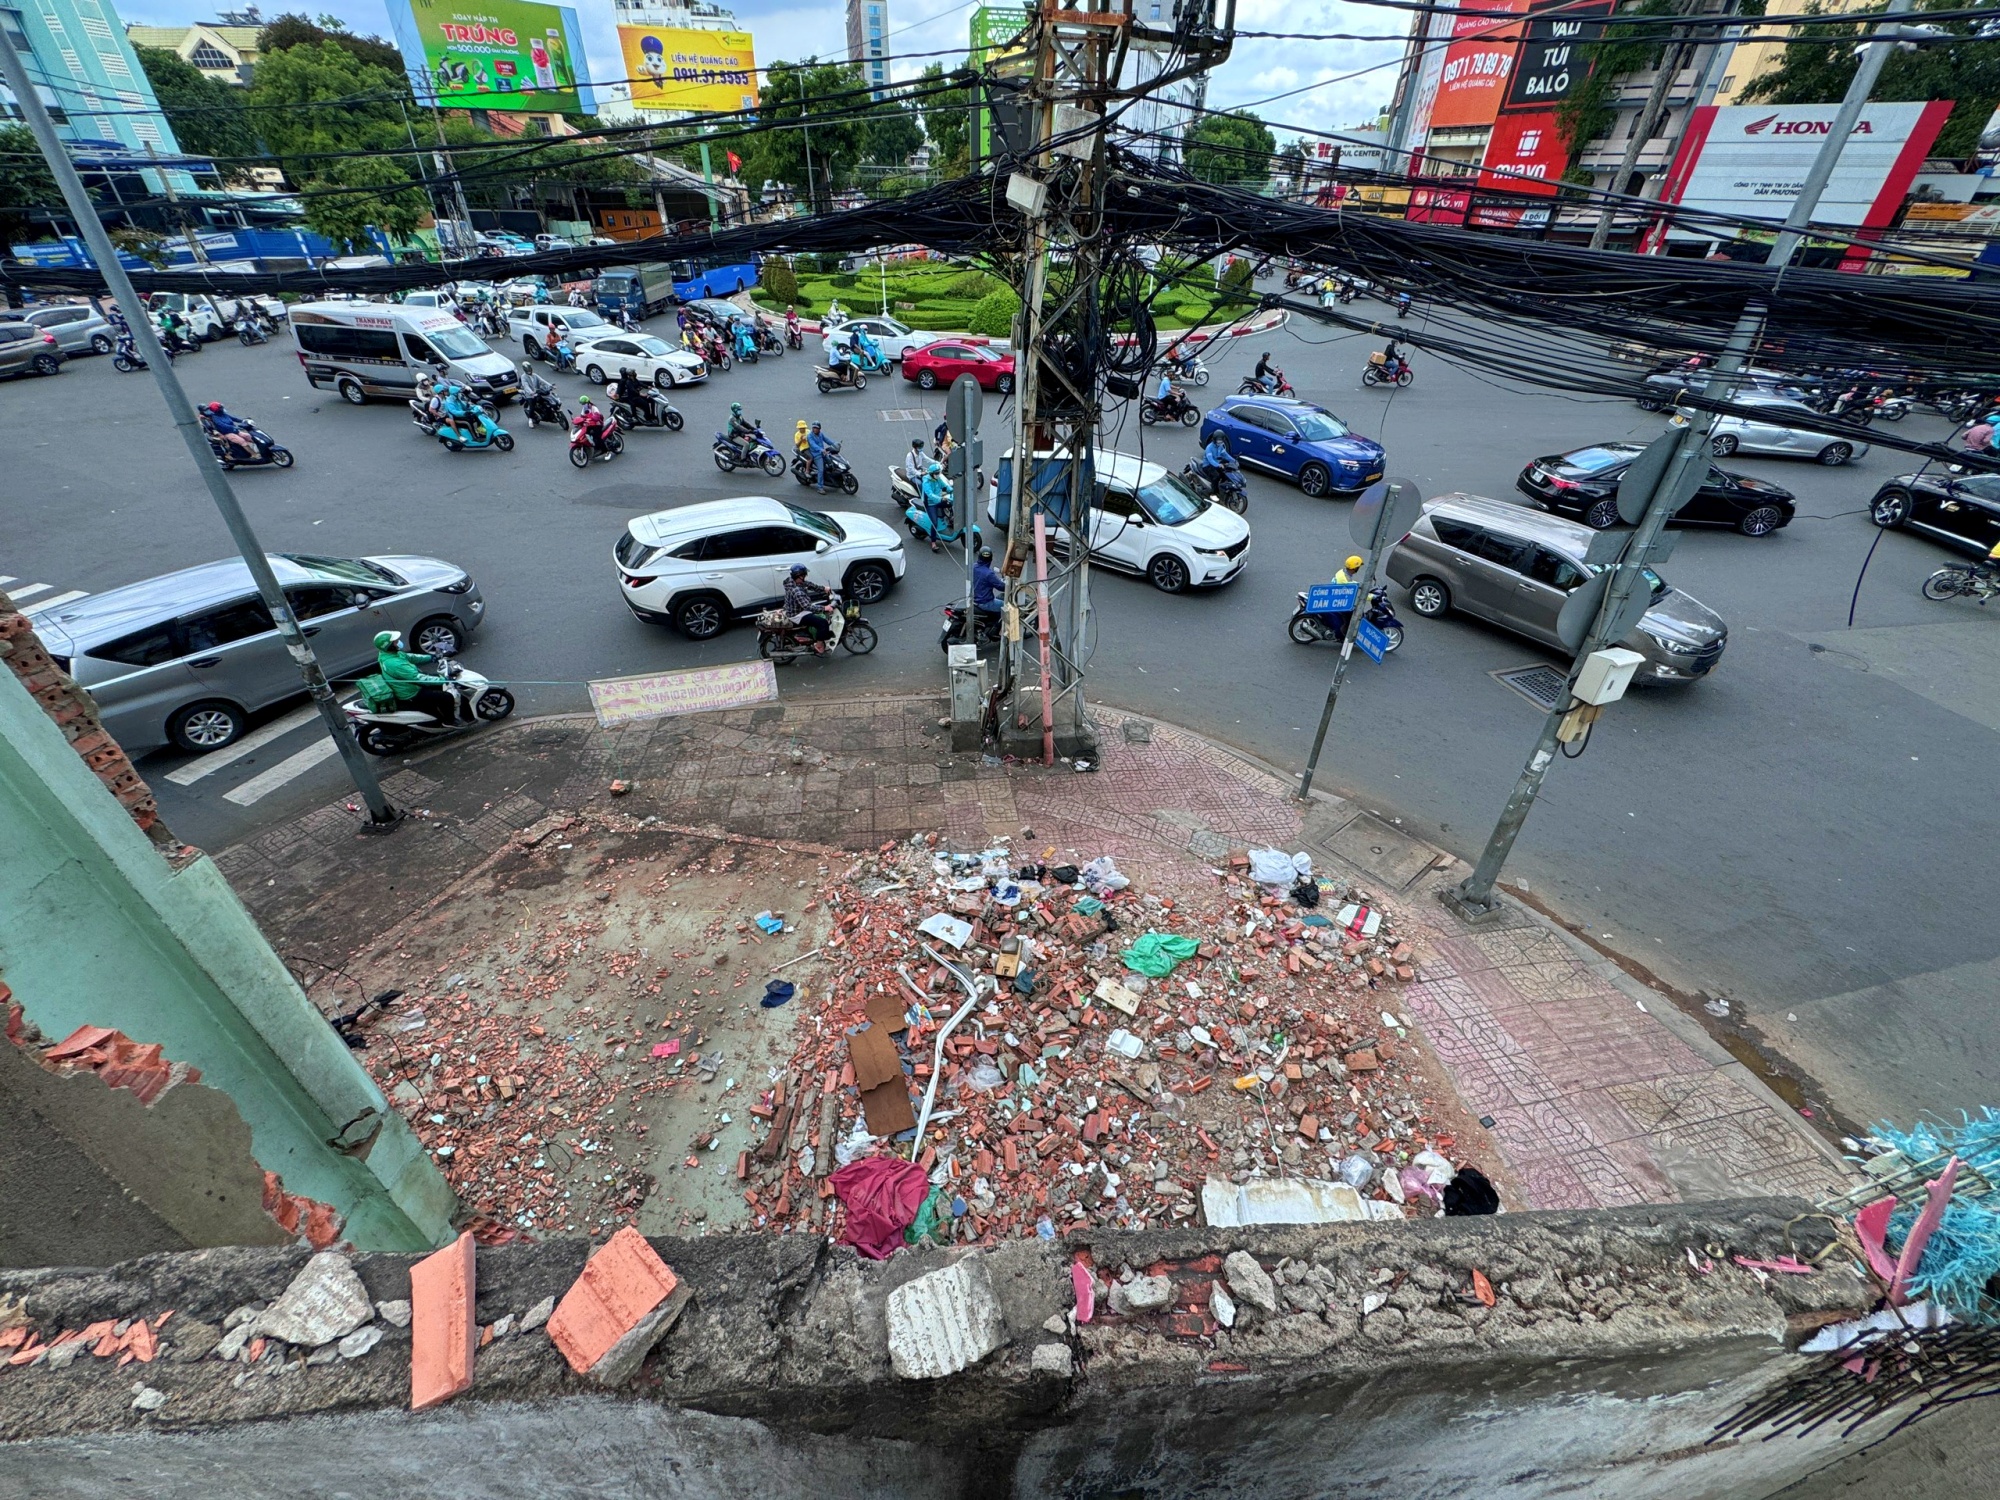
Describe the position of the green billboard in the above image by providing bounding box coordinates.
[387,1,597,115]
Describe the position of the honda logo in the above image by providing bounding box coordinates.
[1742,112,1871,137]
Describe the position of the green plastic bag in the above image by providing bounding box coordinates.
[1122,931,1200,978]
[904,1187,951,1247]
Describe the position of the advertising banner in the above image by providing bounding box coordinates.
[1429,1,1529,132]
[1506,0,1614,108]
[618,25,758,113]
[1400,1,1463,155]
[387,1,595,114]
[588,661,778,726]
[1478,108,1568,195]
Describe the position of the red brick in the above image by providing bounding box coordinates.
[410,1231,477,1411]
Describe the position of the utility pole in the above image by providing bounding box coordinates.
[1587,1,1696,252]
[1444,0,1914,921]
[147,142,211,266]
[0,27,399,829]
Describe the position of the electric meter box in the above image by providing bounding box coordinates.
[1573,648,1646,706]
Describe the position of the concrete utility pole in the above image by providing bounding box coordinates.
[0,27,400,828]
[1444,0,1914,921]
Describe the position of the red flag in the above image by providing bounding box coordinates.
[726,150,741,173]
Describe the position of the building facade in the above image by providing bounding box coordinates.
[122,20,261,84]
[847,0,887,100]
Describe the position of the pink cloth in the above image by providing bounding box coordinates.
[831,1157,930,1260]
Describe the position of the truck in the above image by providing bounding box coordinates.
[592,262,681,319]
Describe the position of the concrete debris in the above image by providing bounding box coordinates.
[222,1305,262,1330]
[305,1346,340,1366]
[129,1384,167,1412]
[214,1324,253,1363]
[491,1315,515,1339]
[374,1300,412,1329]
[1042,1313,1068,1335]
[1210,1284,1237,1328]
[254,1253,374,1348]
[338,1326,384,1360]
[1031,1342,1074,1378]
[1111,1275,1175,1315]
[885,1254,1006,1380]
[1201,1175,1397,1227]
[519,1296,555,1333]
[1223,1252,1278,1315]
[167,1319,220,1363]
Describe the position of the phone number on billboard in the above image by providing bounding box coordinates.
[671,67,752,85]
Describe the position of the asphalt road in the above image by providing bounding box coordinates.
[5,293,1992,1133]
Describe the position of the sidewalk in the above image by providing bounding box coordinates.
[214,693,1852,1226]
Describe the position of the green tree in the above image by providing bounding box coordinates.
[304,155,429,246]
[739,58,871,212]
[1745,0,2000,158]
[247,41,426,242]
[132,47,259,166]
[0,124,60,243]
[862,98,924,169]
[258,12,406,75]
[920,63,971,174]
[1185,111,1276,186]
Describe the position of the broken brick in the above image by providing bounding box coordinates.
[410,1231,477,1412]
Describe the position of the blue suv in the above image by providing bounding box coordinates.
[1198,396,1386,498]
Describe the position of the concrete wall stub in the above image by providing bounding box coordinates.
[0,649,455,1256]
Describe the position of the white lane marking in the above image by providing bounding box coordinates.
[222,737,341,806]
[25,590,87,613]
[165,703,321,785]
[0,576,17,586]
[8,583,52,600]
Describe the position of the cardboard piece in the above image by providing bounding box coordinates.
[1093,976,1141,1016]
[860,1078,918,1136]
[847,1023,903,1093]
[866,989,909,1032]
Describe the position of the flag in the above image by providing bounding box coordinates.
[726,150,741,173]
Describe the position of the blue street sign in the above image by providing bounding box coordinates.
[1305,582,1358,614]
[1356,619,1390,663]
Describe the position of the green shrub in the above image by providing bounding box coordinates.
[760,259,799,305]
[943,269,996,299]
[829,271,859,289]
[1219,258,1255,297]
[967,287,1019,339]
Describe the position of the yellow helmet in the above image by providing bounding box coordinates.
[1345,555,1364,573]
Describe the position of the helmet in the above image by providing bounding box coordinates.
[789,563,809,578]
[978,547,993,563]
[926,462,942,476]
[911,438,924,450]
[1345,555,1364,573]
[373,630,403,651]
[619,366,636,379]
[205,401,222,413]
[810,420,821,431]
[730,402,743,416]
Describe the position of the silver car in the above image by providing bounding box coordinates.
[32,553,486,755]
[3,303,114,355]
[1384,493,1727,684]
[1707,396,1869,466]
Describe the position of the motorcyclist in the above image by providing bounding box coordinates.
[551,332,576,372]
[920,461,951,552]
[574,397,613,456]
[1380,339,1404,375]
[1395,290,1412,318]
[1330,554,1364,640]
[1253,351,1279,394]
[203,401,260,461]
[1154,368,1176,404]
[374,629,457,723]
[782,563,833,653]
[973,547,1004,624]
[903,438,928,486]
[612,365,648,417]
[853,326,883,370]
[725,402,759,463]
[828,341,856,386]
[1200,432,1239,492]
[1169,343,1199,380]
[806,420,837,492]
[733,318,757,360]
[794,419,811,461]
[784,305,801,345]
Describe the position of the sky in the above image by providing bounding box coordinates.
[115,0,1407,136]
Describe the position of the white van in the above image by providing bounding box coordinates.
[289,301,518,405]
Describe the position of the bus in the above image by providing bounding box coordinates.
[669,258,758,301]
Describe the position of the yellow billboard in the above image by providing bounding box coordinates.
[619,26,757,113]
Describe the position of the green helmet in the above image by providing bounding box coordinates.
[374,630,402,651]
[730,401,743,416]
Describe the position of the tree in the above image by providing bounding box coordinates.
[247,41,426,241]
[132,47,259,166]
[862,98,924,169]
[920,63,971,174]
[739,59,871,212]
[1745,0,2000,159]
[0,125,60,243]
[258,12,406,75]
[304,155,428,247]
[1185,111,1276,187]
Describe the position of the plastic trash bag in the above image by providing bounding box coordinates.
[964,1060,1005,1092]
[904,1186,951,1248]
[1247,847,1301,885]
[1336,1152,1376,1190]
[1122,932,1200,978]
[1079,855,1130,894]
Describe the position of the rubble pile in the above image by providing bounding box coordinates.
[742,835,1478,1248]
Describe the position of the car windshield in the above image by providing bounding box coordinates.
[1134,473,1207,526]
[1956,474,2000,503]
[880,318,910,336]
[785,504,846,541]
[1584,561,1669,598]
[1294,410,1350,442]
[1561,447,1636,474]
[279,554,406,587]
[565,311,608,329]
[632,336,676,357]
[427,326,488,359]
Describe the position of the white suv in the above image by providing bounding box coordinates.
[614,497,907,639]
[509,305,614,358]
[988,450,1249,593]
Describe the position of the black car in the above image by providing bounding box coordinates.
[1869,470,2000,556]
[1516,443,1797,536]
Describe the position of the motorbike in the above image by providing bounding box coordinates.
[158,325,203,357]
[791,445,859,494]
[1872,391,1909,421]
[816,362,869,395]
[410,379,496,437]
[235,316,268,347]
[1395,294,1413,320]
[347,657,515,756]
[1238,372,1295,397]
[1140,389,1200,427]
[568,405,625,467]
[939,601,1003,652]
[607,384,684,433]
[203,418,293,471]
[756,591,878,665]
[520,376,567,429]
[546,340,578,375]
[712,425,786,476]
[1181,460,1248,515]
[754,320,786,357]
[1288,583,1404,652]
[1921,563,2000,605]
[111,336,163,372]
[1363,350,1414,388]
[732,325,761,365]
[784,319,804,351]
[438,394,514,453]
[687,327,732,371]
[1158,354,1209,388]
[842,340,893,375]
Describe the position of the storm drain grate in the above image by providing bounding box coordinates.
[1490,663,1569,712]
[879,408,934,422]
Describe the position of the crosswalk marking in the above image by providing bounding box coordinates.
[0,576,16,587]
[9,582,52,600]
[25,590,86,613]
[165,703,322,785]
[222,737,341,806]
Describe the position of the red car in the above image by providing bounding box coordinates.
[902,339,1016,393]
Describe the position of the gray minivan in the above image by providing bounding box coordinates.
[289,300,518,405]
[3,303,114,355]
[33,553,486,754]
[1384,493,1727,684]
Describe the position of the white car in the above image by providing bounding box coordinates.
[988,450,1249,593]
[572,332,707,387]
[820,315,941,366]
[508,305,614,358]
[1705,395,1870,466]
[614,496,906,640]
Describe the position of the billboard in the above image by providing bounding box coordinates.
[1429,1,1529,132]
[1473,0,1615,198]
[1478,108,1568,195]
[1400,2,1463,153]
[618,25,758,114]
[387,1,596,114]
[1506,0,1614,108]
[1652,102,1953,241]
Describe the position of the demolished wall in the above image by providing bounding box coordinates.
[6,1200,1993,1499]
